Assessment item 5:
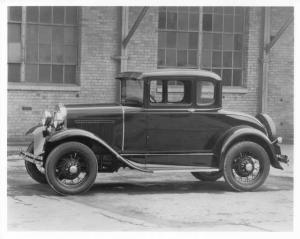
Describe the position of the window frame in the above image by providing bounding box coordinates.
[157,7,201,69]
[157,7,248,88]
[146,77,194,108]
[196,79,216,107]
[7,7,23,83]
[7,6,79,85]
[120,78,145,107]
[200,7,247,87]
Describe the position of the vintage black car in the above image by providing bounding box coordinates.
[22,70,288,195]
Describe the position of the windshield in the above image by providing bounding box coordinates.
[121,79,144,106]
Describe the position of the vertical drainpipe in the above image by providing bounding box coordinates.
[116,7,129,103]
[260,7,271,113]
[21,7,26,82]
[121,7,129,72]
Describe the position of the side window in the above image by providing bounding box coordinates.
[149,79,192,105]
[121,79,144,106]
[168,80,185,103]
[150,80,163,103]
[197,81,215,105]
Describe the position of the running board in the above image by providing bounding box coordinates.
[127,160,219,173]
[151,167,219,173]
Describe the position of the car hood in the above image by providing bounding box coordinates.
[64,103,120,109]
[64,103,123,120]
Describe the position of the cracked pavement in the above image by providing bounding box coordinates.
[7,146,293,231]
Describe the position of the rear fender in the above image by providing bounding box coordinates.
[47,129,152,173]
[214,126,283,170]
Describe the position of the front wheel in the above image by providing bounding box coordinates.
[223,141,270,191]
[45,142,98,195]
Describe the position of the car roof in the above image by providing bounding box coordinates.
[116,69,222,81]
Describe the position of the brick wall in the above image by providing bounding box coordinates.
[7,7,122,141]
[222,7,294,143]
[7,6,294,143]
[79,7,121,103]
[268,7,294,143]
[127,7,158,72]
[222,7,262,116]
[7,7,159,141]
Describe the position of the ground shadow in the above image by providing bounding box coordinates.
[8,174,293,197]
[85,175,293,196]
[88,180,230,195]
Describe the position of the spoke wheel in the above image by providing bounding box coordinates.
[231,152,261,184]
[223,141,270,191]
[24,142,47,184]
[45,142,98,195]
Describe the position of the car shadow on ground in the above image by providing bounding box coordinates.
[87,177,292,195]
[8,175,293,197]
[88,180,230,195]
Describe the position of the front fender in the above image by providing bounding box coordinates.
[214,125,283,170]
[47,128,152,173]
[25,123,43,135]
[24,125,46,155]
[48,128,106,144]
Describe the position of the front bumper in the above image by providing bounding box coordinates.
[20,151,43,166]
[272,137,289,168]
[276,154,289,164]
[21,125,47,165]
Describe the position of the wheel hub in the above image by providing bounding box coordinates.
[234,155,255,177]
[245,162,253,172]
[57,156,81,180]
[69,165,78,174]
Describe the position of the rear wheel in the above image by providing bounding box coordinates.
[223,141,270,191]
[24,143,47,184]
[45,142,98,195]
[191,171,223,181]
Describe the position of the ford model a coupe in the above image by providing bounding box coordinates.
[22,70,288,195]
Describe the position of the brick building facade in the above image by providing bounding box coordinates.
[7,6,294,143]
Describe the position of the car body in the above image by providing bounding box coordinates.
[21,70,288,195]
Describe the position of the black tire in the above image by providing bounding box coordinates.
[191,171,223,181]
[223,141,270,191]
[45,142,98,195]
[24,143,47,184]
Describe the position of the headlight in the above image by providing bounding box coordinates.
[41,110,52,126]
[53,104,67,128]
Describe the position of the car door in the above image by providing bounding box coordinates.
[145,77,216,167]
[121,78,148,166]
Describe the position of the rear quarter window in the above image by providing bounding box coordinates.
[196,81,215,106]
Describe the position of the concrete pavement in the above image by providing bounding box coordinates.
[7,144,293,231]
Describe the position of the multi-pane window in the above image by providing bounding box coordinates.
[157,7,247,87]
[8,6,78,84]
[157,7,199,68]
[8,7,22,82]
[201,7,246,86]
